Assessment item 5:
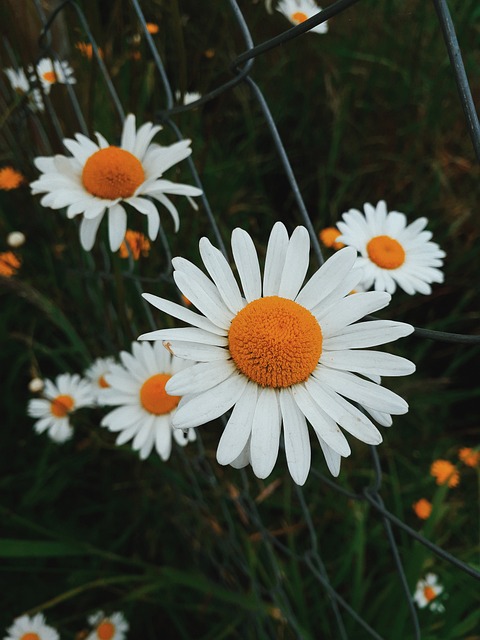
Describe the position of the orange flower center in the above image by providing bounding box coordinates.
[96,620,116,640]
[292,11,308,23]
[20,634,40,640]
[140,373,180,415]
[423,586,437,602]
[50,394,75,417]
[82,146,145,200]
[0,166,24,190]
[228,296,322,388]
[366,235,406,269]
[98,375,110,388]
[42,70,57,83]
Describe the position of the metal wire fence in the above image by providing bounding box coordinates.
[1,0,480,638]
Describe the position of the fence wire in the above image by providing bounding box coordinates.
[1,1,480,638]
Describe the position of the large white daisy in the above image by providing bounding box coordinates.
[27,373,94,443]
[29,57,76,92]
[30,114,203,251]
[86,611,129,640]
[100,341,196,460]
[4,613,59,640]
[277,0,328,34]
[139,222,415,485]
[336,200,446,295]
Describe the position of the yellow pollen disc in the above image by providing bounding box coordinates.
[366,235,406,269]
[42,70,57,83]
[292,11,308,23]
[50,394,75,417]
[140,373,180,415]
[98,375,110,388]
[96,621,116,640]
[19,634,40,640]
[423,586,437,602]
[228,296,322,388]
[82,146,145,200]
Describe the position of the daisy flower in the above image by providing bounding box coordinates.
[29,57,76,92]
[7,231,26,248]
[318,226,344,250]
[27,373,94,443]
[0,166,24,190]
[4,613,59,640]
[30,114,202,251]
[100,341,196,461]
[86,611,129,640]
[277,0,328,34]
[336,200,445,295]
[84,356,116,404]
[412,498,432,520]
[458,447,480,468]
[175,90,202,105]
[139,222,415,485]
[4,67,44,111]
[0,251,21,277]
[413,573,445,612]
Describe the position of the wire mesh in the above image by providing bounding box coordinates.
[1,0,479,638]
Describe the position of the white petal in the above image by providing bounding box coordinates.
[108,204,127,251]
[199,237,244,314]
[323,320,414,350]
[165,340,229,362]
[316,291,391,336]
[172,372,248,429]
[320,349,416,377]
[280,388,311,485]
[250,387,281,479]
[173,269,233,330]
[166,360,235,395]
[278,226,310,300]
[140,293,227,336]
[263,222,289,296]
[139,327,227,346]
[79,214,104,251]
[155,416,173,460]
[317,437,342,476]
[231,228,262,302]
[216,381,257,465]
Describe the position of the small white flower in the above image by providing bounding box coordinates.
[7,231,26,248]
[84,356,116,404]
[139,222,415,485]
[4,613,59,640]
[30,113,202,252]
[4,67,44,111]
[277,0,328,34]
[175,90,202,105]
[27,373,94,443]
[29,57,76,92]
[413,573,445,612]
[337,200,446,295]
[86,610,129,640]
[100,341,196,461]
[28,377,45,393]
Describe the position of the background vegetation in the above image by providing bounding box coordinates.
[0,0,479,638]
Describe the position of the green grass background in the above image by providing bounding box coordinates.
[0,0,479,638]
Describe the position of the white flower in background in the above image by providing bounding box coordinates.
[175,90,202,105]
[7,231,26,248]
[84,356,116,404]
[29,57,76,92]
[139,222,415,485]
[30,114,202,251]
[4,67,44,111]
[100,341,196,461]
[337,200,445,295]
[86,610,129,640]
[28,377,45,393]
[277,0,328,34]
[27,373,94,443]
[413,573,445,612]
[4,613,59,640]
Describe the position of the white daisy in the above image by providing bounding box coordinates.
[336,200,446,295]
[277,0,328,34]
[4,613,59,640]
[100,341,196,461]
[84,356,116,404]
[413,573,445,612]
[29,57,76,92]
[27,373,94,443]
[4,67,44,111]
[30,114,202,251]
[139,222,415,485]
[86,611,129,640]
